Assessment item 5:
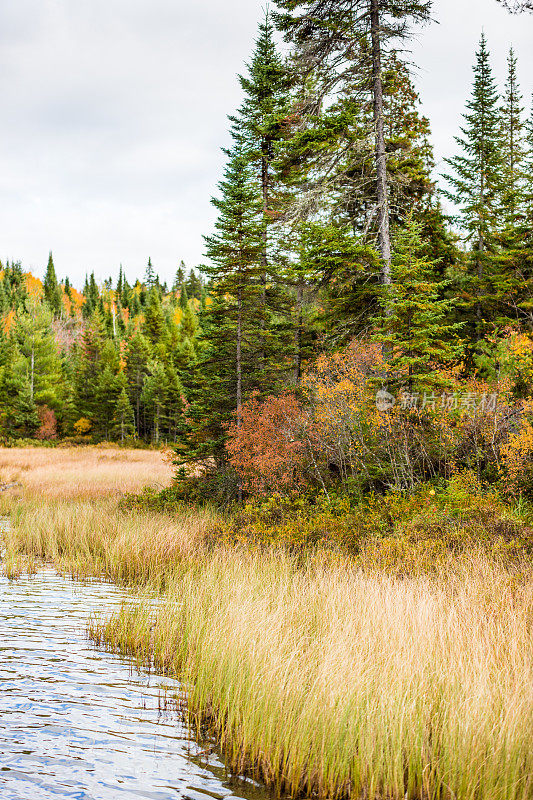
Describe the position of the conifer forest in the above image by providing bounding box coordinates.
[1,0,533,506]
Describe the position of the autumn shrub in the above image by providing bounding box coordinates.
[206,474,533,567]
[225,340,522,496]
[36,405,58,440]
[500,399,533,498]
[225,393,308,494]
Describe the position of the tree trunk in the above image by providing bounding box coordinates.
[260,139,270,372]
[293,282,304,384]
[30,342,35,402]
[370,0,392,282]
[236,286,243,503]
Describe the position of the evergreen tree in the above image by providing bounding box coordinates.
[376,217,463,391]
[443,34,503,342]
[0,348,39,439]
[524,99,533,216]
[499,48,526,227]
[16,302,64,410]
[43,252,63,317]
[142,288,167,347]
[113,387,135,444]
[232,11,292,285]
[273,0,433,279]
[125,332,151,437]
[173,261,186,291]
[145,257,156,289]
[141,360,166,444]
[177,141,265,465]
[83,273,100,318]
[75,309,106,424]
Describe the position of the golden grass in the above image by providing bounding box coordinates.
[0,445,173,500]
[5,498,533,800]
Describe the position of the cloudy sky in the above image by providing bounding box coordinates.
[0,0,531,287]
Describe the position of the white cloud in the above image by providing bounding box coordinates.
[0,0,531,286]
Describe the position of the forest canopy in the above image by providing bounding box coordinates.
[2,1,533,503]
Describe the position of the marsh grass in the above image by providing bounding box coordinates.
[8,500,532,800]
[2,452,533,800]
[0,445,173,500]
[5,499,212,587]
[90,549,533,800]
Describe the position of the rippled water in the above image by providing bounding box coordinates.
[0,567,267,800]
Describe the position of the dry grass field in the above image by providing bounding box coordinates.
[0,445,173,500]
[2,447,533,800]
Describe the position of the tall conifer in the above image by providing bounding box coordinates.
[444,34,503,341]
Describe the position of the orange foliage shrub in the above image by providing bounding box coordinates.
[500,399,533,496]
[226,394,307,494]
[74,418,92,436]
[227,340,522,496]
[36,406,57,440]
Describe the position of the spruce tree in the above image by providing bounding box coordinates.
[524,99,533,216]
[273,0,433,279]
[499,48,526,227]
[443,34,503,342]
[113,387,135,444]
[145,257,156,289]
[177,140,265,465]
[143,288,167,347]
[43,252,63,317]
[232,10,291,284]
[376,217,463,391]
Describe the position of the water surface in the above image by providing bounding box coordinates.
[0,568,266,800]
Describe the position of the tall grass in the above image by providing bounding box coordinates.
[5,499,211,587]
[6,499,533,800]
[0,445,173,500]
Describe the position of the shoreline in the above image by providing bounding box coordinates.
[2,493,532,800]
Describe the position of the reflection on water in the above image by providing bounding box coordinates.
[0,568,266,800]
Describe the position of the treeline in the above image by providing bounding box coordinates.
[0,256,205,443]
[174,4,533,499]
[2,1,533,501]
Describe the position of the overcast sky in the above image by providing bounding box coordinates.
[0,0,531,288]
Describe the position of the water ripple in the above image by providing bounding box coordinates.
[0,569,265,800]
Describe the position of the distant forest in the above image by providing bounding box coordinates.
[1,1,533,500]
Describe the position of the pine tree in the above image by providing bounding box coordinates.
[141,360,166,444]
[145,257,156,289]
[113,387,135,444]
[43,252,63,317]
[499,48,526,227]
[376,217,463,391]
[177,141,265,466]
[173,261,186,291]
[16,301,64,410]
[443,34,503,342]
[232,11,292,289]
[495,94,533,330]
[125,332,151,437]
[273,0,433,279]
[179,283,189,310]
[83,273,100,318]
[96,365,121,439]
[75,308,106,424]
[0,349,39,439]
[524,99,533,216]
[143,288,168,348]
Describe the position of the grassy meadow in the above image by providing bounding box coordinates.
[1,447,533,800]
[0,445,173,500]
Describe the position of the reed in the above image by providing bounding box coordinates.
[0,445,173,500]
[9,500,531,800]
[5,499,211,587]
[3,456,533,800]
